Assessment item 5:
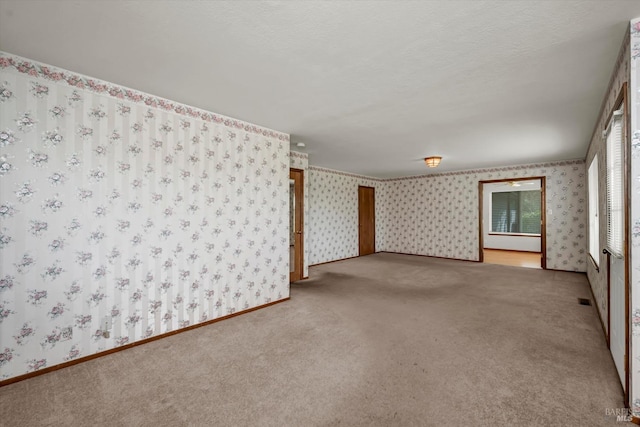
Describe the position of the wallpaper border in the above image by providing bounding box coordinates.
[309,166,380,181]
[0,51,289,141]
[381,159,585,181]
[310,159,585,182]
[290,151,309,159]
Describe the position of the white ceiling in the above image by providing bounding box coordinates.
[1,1,639,178]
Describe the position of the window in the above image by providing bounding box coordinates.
[606,106,624,257]
[588,156,599,266]
[491,190,541,235]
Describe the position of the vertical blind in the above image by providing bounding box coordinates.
[605,107,624,257]
[491,190,541,234]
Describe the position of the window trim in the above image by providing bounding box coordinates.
[488,232,541,237]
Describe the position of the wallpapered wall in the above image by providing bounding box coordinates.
[307,167,384,265]
[380,161,586,271]
[307,161,584,273]
[289,151,309,278]
[584,31,630,335]
[629,18,640,415]
[0,52,290,381]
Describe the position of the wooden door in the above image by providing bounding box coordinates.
[358,186,375,256]
[290,169,304,282]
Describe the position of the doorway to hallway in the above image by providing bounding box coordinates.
[479,177,546,270]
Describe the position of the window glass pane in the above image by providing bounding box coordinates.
[490,190,541,234]
[491,192,509,232]
[588,156,599,265]
[520,191,541,234]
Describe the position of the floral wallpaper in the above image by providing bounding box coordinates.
[629,18,640,416]
[0,52,290,382]
[380,161,586,272]
[306,162,585,273]
[289,150,309,278]
[307,167,384,265]
[584,30,630,336]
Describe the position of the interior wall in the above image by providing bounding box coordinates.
[290,150,309,278]
[482,180,542,253]
[308,167,384,265]
[380,161,585,270]
[629,18,640,416]
[306,161,584,273]
[0,52,290,382]
[584,29,630,335]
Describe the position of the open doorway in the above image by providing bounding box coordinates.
[479,177,546,269]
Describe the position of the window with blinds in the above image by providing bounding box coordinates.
[491,190,541,234]
[605,106,624,258]
[588,156,599,265]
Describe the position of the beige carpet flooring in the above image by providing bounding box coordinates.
[0,253,625,426]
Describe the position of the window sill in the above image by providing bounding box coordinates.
[588,254,600,272]
[488,233,541,238]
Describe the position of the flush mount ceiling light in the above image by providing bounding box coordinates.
[424,156,442,168]
[296,142,305,148]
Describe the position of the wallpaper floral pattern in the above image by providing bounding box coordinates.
[0,52,289,381]
[308,167,384,265]
[629,18,640,416]
[307,162,585,272]
[380,161,586,272]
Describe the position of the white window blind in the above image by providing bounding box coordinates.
[490,190,541,234]
[588,156,599,265]
[605,107,624,258]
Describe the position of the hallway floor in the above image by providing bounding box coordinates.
[484,248,542,269]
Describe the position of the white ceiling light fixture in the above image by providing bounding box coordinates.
[424,156,442,168]
[296,142,305,148]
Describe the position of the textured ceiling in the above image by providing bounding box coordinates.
[1,1,639,177]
